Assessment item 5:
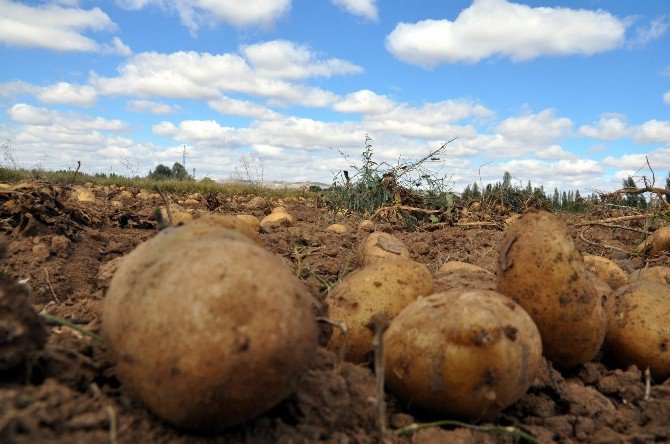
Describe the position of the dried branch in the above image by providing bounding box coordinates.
[396,420,541,443]
[602,187,670,208]
[573,222,651,234]
[370,205,441,220]
[578,232,632,256]
[577,214,653,225]
[44,268,60,303]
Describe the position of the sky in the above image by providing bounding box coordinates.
[0,0,669,192]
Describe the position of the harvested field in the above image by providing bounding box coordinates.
[1,179,670,443]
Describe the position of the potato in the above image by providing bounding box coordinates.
[102,224,318,431]
[357,232,410,266]
[497,210,606,369]
[384,289,542,420]
[235,214,261,232]
[358,220,375,232]
[605,280,670,381]
[187,214,259,242]
[630,266,670,286]
[434,262,495,293]
[638,227,670,256]
[326,223,349,234]
[271,206,288,214]
[326,259,433,363]
[260,211,294,230]
[583,255,629,290]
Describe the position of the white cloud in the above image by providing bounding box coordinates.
[333,90,395,114]
[8,103,128,131]
[664,91,670,104]
[628,16,668,48]
[116,0,291,33]
[603,146,670,170]
[535,145,576,160]
[91,48,345,107]
[497,109,573,147]
[0,0,121,53]
[331,0,378,21]
[127,99,178,114]
[242,40,362,79]
[101,36,133,56]
[578,114,630,141]
[386,0,626,67]
[207,97,281,120]
[487,158,603,187]
[36,82,97,107]
[634,120,670,144]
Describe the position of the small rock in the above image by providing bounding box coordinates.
[117,190,134,202]
[49,235,71,258]
[97,256,125,288]
[109,200,123,209]
[32,243,50,263]
[412,241,430,255]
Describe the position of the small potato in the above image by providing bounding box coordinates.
[583,255,629,290]
[638,227,670,256]
[159,207,192,225]
[72,187,96,203]
[271,206,288,214]
[103,225,317,431]
[327,259,433,363]
[605,280,670,381]
[630,266,670,286]
[260,212,294,230]
[326,223,349,234]
[246,196,268,209]
[357,232,410,266]
[384,289,542,420]
[358,220,375,232]
[235,214,261,232]
[187,214,259,242]
[434,262,495,293]
[497,210,606,369]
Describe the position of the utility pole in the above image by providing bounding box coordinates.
[192,167,196,179]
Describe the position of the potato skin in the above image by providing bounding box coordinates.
[638,227,670,256]
[497,210,606,369]
[630,266,670,286]
[102,225,318,431]
[187,214,259,242]
[583,255,629,290]
[434,262,495,293]
[326,259,433,363]
[384,289,542,420]
[605,280,670,381]
[356,232,410,266]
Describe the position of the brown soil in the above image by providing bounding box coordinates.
[1,180,669,443]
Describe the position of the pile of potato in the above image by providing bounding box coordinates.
[101,204,670,432]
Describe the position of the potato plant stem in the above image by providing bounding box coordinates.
[40,313,103,342]
[395,420,542,443]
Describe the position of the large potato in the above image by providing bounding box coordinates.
[326,259,433,363]
[497,210,606,369]
[583,255,629,290]
[102,225,318,431]
[356,232,410,265]
[638,227,670,256]
[605,280,670,381]
[434,262,495,293]
[384,289,542,420]
[630,266,670,286]
[187,213,259,242]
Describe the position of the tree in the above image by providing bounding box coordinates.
[552,188,560,207]
[149,164,172,180]
[502,171,512,189]
[471,182,481,198]
[171,162,190,180]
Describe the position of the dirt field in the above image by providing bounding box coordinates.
[1,180,669,443]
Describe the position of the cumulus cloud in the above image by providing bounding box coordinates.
[386,0,626,67]
[664,91,670,104]
[127,99,178,114]
[0,81,97,107]
[603,146,670,170]
[331,0,378,21]
[0,0,125,53]
[242,40,362,79]
[495,109,573,154]
[535,145,576,160]
[207,96,281,120]
[116,0,291,33]
[634,120,670,144]
[90,48,347,107]
[578,114,630,141]
[8,103,127,131]
[333,90,395,114]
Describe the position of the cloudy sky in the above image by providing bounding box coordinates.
[0,0,669,191]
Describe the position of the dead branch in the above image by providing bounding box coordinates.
[370,205,440,220]
[456,221,499,228]
[155,187,173,227]
[578,214,653,225]
[578,232,632,256]
[573,222,651,234]
[70,160,81,183]
[602,187,670,208]
[44,268,60,303]
[394,137,457,179]
[644,367,651,401]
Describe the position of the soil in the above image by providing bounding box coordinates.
[1,180,670,443]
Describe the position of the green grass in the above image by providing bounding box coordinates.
[0,167,308,198]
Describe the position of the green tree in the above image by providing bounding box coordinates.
[472,182,481,198]
[502,171,512,189]
[171,162,190,180]
[149,164,172,180]
[552,188,560,207]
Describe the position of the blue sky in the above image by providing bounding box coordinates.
[0,0,669,191]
